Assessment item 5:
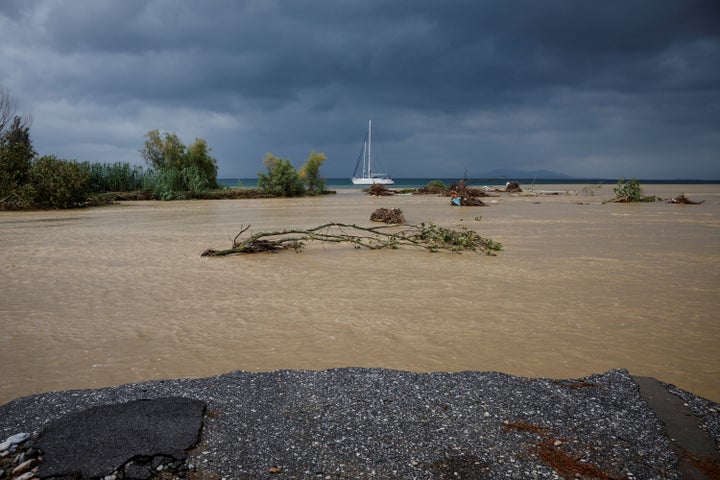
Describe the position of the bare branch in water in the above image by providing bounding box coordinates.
[202,222,502,257]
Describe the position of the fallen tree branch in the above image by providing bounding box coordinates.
[201,222,502,256]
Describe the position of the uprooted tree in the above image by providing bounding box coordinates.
[201,222,502,256]
[608,178,659,203]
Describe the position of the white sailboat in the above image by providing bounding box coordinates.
[352,120,394,185]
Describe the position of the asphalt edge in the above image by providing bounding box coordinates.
[633,376,720,479]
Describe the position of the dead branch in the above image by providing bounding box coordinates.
[232,225,252,247]
[201,222,502,256]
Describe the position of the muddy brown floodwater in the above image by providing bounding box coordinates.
[1,184,719,404]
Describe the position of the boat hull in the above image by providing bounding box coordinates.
[352,177,394,185]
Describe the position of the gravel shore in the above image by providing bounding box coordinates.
[1,368,719,479]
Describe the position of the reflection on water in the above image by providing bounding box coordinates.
[1,184,719,403]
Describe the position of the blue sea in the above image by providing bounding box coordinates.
[218,177,720,190]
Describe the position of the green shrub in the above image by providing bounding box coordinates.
[298,151,327,194]
[0,143,34,197]
[610,178,659,203]
[257,154,305,197]
[30,156,90,208]
[143,168,183,200]
[140,130,219,192]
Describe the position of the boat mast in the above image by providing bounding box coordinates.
[361,139,367,178]
[367,119,372,177]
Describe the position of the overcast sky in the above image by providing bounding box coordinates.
[1,1,719,179]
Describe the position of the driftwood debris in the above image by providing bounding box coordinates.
[449,180,487,206]
[365,184,397,196]
[505,182,523,193]
[668,194,704,205]
[201,222,502,256]
[450,179,490,198]
[370,208,405,224]
[451,195,486,207]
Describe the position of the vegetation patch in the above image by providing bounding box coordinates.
[201,222,502,256]
[608,178,660,203]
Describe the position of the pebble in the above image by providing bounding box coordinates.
[12,459,36,475]
[0,433,30,453]
[0,434,39,480]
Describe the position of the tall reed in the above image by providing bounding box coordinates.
[82,161,147,192]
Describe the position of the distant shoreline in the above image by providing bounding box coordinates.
[219,177,720,189]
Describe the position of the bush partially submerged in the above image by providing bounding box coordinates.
[609,178,659,203]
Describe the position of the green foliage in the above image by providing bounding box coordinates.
[298,150,327,194]
[142,164,218,200]
[416,223,503,254]
[257,153,305,197]
[141,130,186,171]
[30,156,90,208]
[184,137,218,185]
[427,179,447,189]
[139,130,219,197]
[143,168,182,200]
[0,143,34,199]
[610,178,659,203]
[0,116,35,200]
[82,161,147,192]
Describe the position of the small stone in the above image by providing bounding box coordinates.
[268,466,283,473]
[151,456,166,469]
[124,461,153,480]
[553,440,562,446]
[12,459,36,475]
[0,433,30,451]
[14,472,35,480]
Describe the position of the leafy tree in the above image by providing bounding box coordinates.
[1,87,35,201]
[30,156,90,208]
[298,150,327,194]
[139,130,219,198]
[0,141,35,199]
[185,137,218,182]
[140,130,186,171]
[257,153,305,197]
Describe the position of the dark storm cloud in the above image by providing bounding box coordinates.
[1,0,719,178]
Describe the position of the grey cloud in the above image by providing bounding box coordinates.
[1,0,719,178]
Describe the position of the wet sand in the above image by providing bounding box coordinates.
[1,183,719,404]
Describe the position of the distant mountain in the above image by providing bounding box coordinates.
[476,169,574,179]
